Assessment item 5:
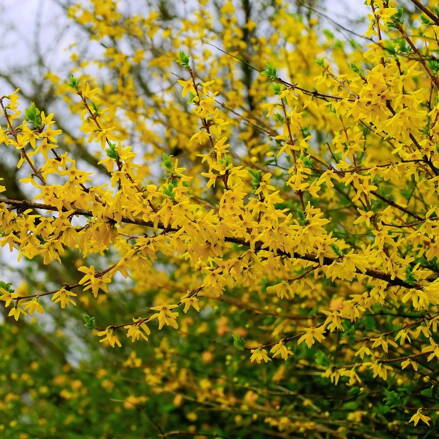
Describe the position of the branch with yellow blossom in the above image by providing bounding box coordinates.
[0,197,423,290]
[0,97,47,185]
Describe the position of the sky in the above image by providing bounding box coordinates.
[0,0,368,84]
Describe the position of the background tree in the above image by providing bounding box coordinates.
[0,0,438,437]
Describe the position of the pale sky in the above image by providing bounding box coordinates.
[0,0,368,87]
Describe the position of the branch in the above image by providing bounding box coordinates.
[370,191,424,221]
[204,294,318,321]
[408,0,439,26]
[0,197,420,289]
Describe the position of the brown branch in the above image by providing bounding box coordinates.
[204,294,318,321]
[13,283,82,302]
[187,67,216,152]
[77,91,146,191]
[280,96,305,211]
[378,350,431,364]
[103,287,203,331]
[204,42,352,102]
[0,197,420,289]
[370,191,423,221]
[0,98,47,185]
[394,22,439,89]
[408,0,439,26]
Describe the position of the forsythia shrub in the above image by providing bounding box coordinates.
[0,0,438,437]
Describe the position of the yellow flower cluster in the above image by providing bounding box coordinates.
[0,0,438,432]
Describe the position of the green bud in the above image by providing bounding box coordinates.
[272,83,282,95]
[82,313,96,329]
[177,50,190,69]
[91,101,100,115]
[161,153,174,171]
[24,102,42,129]
[273,113,285,123]
[67,75,80,90]
[106,142,119,160]
[0,281,14,293]
[232,334,245,351]
[248,168,262,190]
[262,64,277,81]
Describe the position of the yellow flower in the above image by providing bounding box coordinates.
[97,327,122,348]
[250,348,271,364]
[52,288,77,308]
[270,342,292,360]
[221,1,234,14]
[8,307,26,321]
[181,296,200,314]
[22,299,45,314]
[177,79,194,97]
[150,304,179,330]
[409,409,431,427]
[123,395,147,409]
[123,352,142,368]
[297,327,326,349]
[78,266,110,297]
[126,320,150,342]
[0,289,18,308]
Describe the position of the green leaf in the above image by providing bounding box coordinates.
[428,59,439,72]
[106,142,119,160]
[248,168,262,190]
[420,15,432,25]
[301,155,313,168]
[162,184,176,201]
[82,314,96,329]
[384,389,407,409]
[383,41,396,55]
[349,39,361,49]
[405,266,417,286]
[349,387,361,396]
[187,91,196,103]
[161,153,173,170]
[272,83,282,95]
[232,335,245,351]
[395,38,409,53]
[323,29,334,40]
[177,50,190,69]
[219,154,232,167]
[315,351,328,367]
[374,403,391,415]
[91,101,100,115]
[262,64,277,81]
[0,281,14,293]
[273,113,284,123]
[350,63,362,74]
[420,387,433,398]
[343,401,359,410]
[67,75,80,90]
[295,206,306,225]
[301,126,311,138]
[364,315,376,331]
[24,102,42,129]
[161,403,175,412]
[393,8,404,25]
[330,244,344,256]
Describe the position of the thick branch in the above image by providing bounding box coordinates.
[408,0,439,26]
[0,197,419,289]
